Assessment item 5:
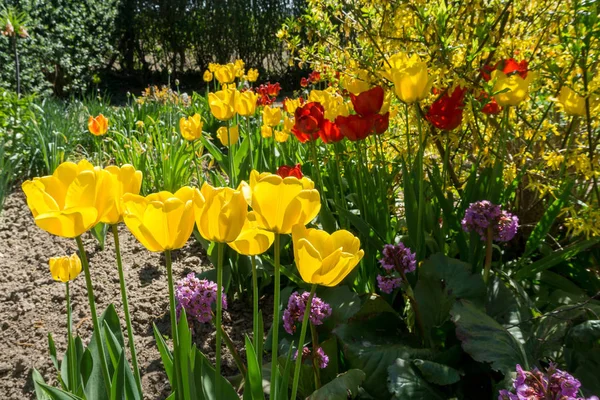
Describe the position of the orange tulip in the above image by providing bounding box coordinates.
[88,114,109,136]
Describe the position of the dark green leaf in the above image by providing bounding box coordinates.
[387,358,444,400]
[411,360,460,386]
[308,369,365,400]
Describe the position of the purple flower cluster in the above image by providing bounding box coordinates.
[377,275,402,294]
[462,200,519,242]
[283,291,332,335]
[376,242,416,294]
[294,346,329,369]
[379,243,417,273]
[175,272,227,324]
[499,364,598,400]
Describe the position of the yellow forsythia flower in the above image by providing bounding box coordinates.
[215,63,236,84]
[235,91,259,116]
[102,165,143,225]
[391,54,432,103]
[208,89,236,121]
[262,105,282,127]
[261,125,273,138]
[203,70,213,82]
[492,70,535,107]
[22,160,114,238]
[228,211,275,255]
[217,125,239,146]
[292,225,364,287]
[194,183,248,243]
[49,254,82,283]
[240,170,321,234]
[557,87,586,116]
[246,68,259,82]
[88,114,109,136]
[180,114,204,141]
[121,187,195,252]
[274,130,289,143]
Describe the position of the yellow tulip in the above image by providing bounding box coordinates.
[492,70,535,107]
[88,114,109,136]
[208,89,236,121]
[180,114,204,141]
[234,59,245,77]
[121,187,195,252]
[262,105,282,127]
[391,54,432,103]
[22,160,115,238]
[235,91,259,116]
[246,68,259,82]
[308,89,348,121]
[557,87,586,116]
[284,98,302,114]
[203,70,213,82]
[261,125,273,138]
[380,52,409,81]
[274,130,289,143]
[228,211,274,255]
[217,125,239,146]
[102,164,143,225]
[215,63,236,84]
[283,116,295,133]
[49,254,82,283]
[241,170,321,234]
[341,69,372,95]
[194,183,248,243]
[208,63,219,73]
[292,225,364,287]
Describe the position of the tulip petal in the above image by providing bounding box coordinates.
[22,180,59,217]
[35,207,98,238]
[295,238,325,284]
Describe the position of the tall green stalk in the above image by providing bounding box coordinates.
[65,282,77,392]
[415,104,426,261]
[215,243,225,393]
[251,256,259,349]
[75,236,111,395]
[290,284,317,399]
[270,234,281,395]
[483,226,494,284]
[164,250,182,397]
[112,225,142,396]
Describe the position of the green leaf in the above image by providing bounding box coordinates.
[334,315,431,399]
[48,333,60,374]
[196,349,239,400]
[515,238,600,280]
[178,309,193,400]
[450,300,529,374]
[109,352,141,400]
[411,359,460,386]
[317,285,361,329]
[244,336,265,400]
[37,382,84,400]
[421,254,486,304]
[523,181,573,259]
[32,368,51,400]
[401,160,419,250]
[308,369,365,400]
[414,274,454,335]
[91,223,109,250]
[103,321,124,369]
[153,323,174,385]
[387,358,444,400]
[351,294,399,321]
[564,320,600,395]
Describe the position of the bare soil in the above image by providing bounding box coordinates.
[0,190,258,399]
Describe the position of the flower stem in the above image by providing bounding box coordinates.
[212,316,247,378]
[193,140,203,188]
[483,226,494,284]
[309,140,324,197]
[270,234,281,395]
[334,144,347,228]
[290,284,317,399]
[415,103,426,261]
[251,256,259,349]
[215,242,225,393]
[246,117,254,169]
[66,282,77,392]
[75,236,111,395]
[310,322,321,389]
[399,269,426,344]
[112,225,142,396]
[165,250,182,397]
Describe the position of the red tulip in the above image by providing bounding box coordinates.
[292,102,326,143]
[300,77,309,88]
[336,115,372,141]
[425,87,467,131]
[480,94,502,115]
[350,86,384,117]
[309,71,321,83]
[277,164,303,179]
[369,112,390,135]
[319,120,343,143]
[501,58,528,79]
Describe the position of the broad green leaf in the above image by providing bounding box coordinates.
[308,369,365,400]
[412,360,460,386]
[91,223,109,250]
[388,358,444,399]
[48,333,60,374]
[196,349,239,400]
[103,321,124,369]
[109,352,140,400]
[317,285,361,330]
[515,239,600,280]
[32,368,51,400]
[564,320,600,395]
[421,254,486,304]
[351,294,398,321]
[37,382,84,400]
[450,300,529,374]
[153,323,174,384]
[244,336,265,400]
[414,274,454,334]
[178,309,193,400]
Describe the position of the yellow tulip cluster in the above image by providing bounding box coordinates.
[308,89,351,121]
[208,89,260,121]
[204,59,259,85]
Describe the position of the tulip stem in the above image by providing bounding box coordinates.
[246,117,254,169]
[309,140,324,200]
[251,256,259,349]
[215,242,225,394]
[75,236,111,395]
[415,103,426,261]
[65,282,77,392]
[270,234,281,396]
[227,121,235,188]
[164,250,182,398]
[310,322,321,389]
[112,225,142,396]
[211,316,247,378]
[483,226,494,284]
[334,144,348,228]
[193,140,203,187]
[290,284,317,400]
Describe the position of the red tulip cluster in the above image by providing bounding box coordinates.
[336,86,389,141]
[481,58,529,81]
[255,82,282,106]
[425,86,467,130]
[277,164,303,179]
[291,86,390,144]
[300,71,322,88]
